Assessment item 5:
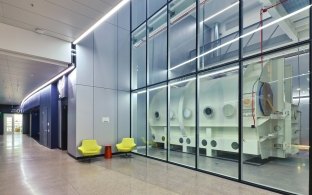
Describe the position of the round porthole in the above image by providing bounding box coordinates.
[186,138,191,144]
[203,107,213,117]
[179,138,184,144]
[183,108,192,119]
[152,134,155,140]
[154,111,160,120]
[223,104,235,117]
[202,139,207,146]
[211,140,217,147]
[162,136,166,141]
[231,142,239,150]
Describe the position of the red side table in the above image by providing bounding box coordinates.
[104,145,112,159]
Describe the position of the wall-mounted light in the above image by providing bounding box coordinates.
[73,0,129,45]
[21,65,76,107]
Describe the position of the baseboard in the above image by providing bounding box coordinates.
[67,152,123,160]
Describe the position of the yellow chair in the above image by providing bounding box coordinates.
[78,140,102,156]
[116,138,136,157]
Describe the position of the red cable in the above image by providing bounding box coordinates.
[251,0,288,127]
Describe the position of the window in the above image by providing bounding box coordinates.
[132,24,147,90]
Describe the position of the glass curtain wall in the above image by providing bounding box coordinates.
[242,45,310,195]
[169,0,197,79]
[147,83,167,160]
[147,6,167,85]
[198,64,239,178]
[168,76,196,167]
[198,0,239,70]
[132,24,147,89]
[131,0,310,194]
[131,90,147,155]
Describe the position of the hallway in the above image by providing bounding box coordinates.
[0,134,277,195]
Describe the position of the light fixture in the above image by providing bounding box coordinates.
[136,90,147,94]
[169,77,196,86]
[201,1,239,24]
[199,66,239,79]
[73,0,129,45]
[170,4,311,71]
[21,65,76,107]
[149,84,167,92]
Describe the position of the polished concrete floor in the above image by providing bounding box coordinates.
[140,147,309,195]
[0,134,279,195]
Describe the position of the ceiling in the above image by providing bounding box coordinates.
[0,0,121,105]
[0,53,66,105]
[0,0,121,42]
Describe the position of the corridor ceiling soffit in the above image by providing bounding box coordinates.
[0,53,66,105]
[0,0,120,42]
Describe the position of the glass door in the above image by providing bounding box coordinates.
[3,114,23,134]
[5,115,13,134]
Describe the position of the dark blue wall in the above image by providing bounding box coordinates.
[22,84,59,149]
[31,110,40,141]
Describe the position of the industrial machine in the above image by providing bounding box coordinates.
[148,59,300,159]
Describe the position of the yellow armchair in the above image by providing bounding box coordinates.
[78,140,102,156]
[116,138,136,156]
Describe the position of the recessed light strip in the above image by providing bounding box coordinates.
[201,1,239,24]
[169,77,196,86]
[21,65,76,107]
[137,90,147,94]
[73,0,129,45]
[149,84,167,91]
[199,66,239,79]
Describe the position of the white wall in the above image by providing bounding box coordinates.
[0,23,71,63]
[68,2,130,157]
[67,69,77,156]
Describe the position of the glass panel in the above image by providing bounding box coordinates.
[198,64,239,178]
[6,117,13,132]
[168,76,196,167]
[198,0,239,70]
[147,7,167,85]
[148,0,167,17]
[169,0,197,79]
[132,24,146,90]
[147,83,167,160]
[242,0,310,57]
[132,89,147,155]
[131,0,147,30]
[241,45,309,194]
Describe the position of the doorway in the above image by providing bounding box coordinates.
[58,99,68,150]
[3,114,23,134]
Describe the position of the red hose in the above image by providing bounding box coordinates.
[251,0,287,127]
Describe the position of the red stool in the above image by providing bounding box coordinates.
[104,145,112,159]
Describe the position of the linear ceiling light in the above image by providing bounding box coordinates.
[170,4,311,71]
[149,84,167,91]
[73,0,129,45]
[21,65,76,107]
[199,66,239,79]
[136,90,147,94]
[201,1,239,24]
[169,77,196,86]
